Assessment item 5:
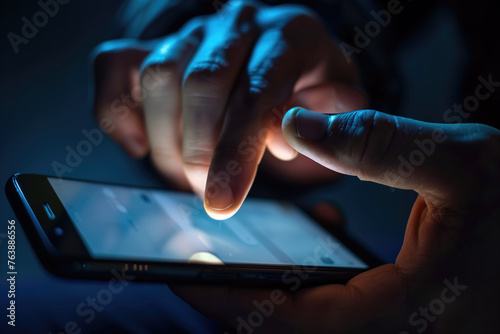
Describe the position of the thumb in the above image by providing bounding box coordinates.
[282,108,496,203]
[266,83,366,161]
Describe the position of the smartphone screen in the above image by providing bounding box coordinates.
[47,177,367,269]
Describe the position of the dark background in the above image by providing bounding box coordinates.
[0,1,467,333]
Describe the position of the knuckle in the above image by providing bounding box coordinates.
[182,142,214,166]
[247,69,273,96]
[183,16,206,30]
[345,110,377,163]
[182,152,212,167]
[184,35,249,92]
[140,60,178,89]
[183,61,229,93]
[360,111,398,167]
[142,56,178,75]
[215,2,258,39]
[337,110,396,168]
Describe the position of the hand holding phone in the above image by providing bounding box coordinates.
[170,109,500,333]
[6,173,379,287]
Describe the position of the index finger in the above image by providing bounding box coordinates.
[203,12,350,219]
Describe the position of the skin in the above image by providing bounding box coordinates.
[92,0,366,220]
[92,1,500,331]
[171,108,500,333]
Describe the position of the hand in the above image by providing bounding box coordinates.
[171,108,500,333]
[92,0,366,219]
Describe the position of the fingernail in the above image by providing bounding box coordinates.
[205,180,235,211]
[294,108,329,140]
[122,135,145,158]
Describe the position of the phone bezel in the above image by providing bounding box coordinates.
[6,173,383,287]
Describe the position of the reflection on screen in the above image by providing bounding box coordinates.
[48,178,367,268]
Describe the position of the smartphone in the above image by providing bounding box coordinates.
[6,173,381,287]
